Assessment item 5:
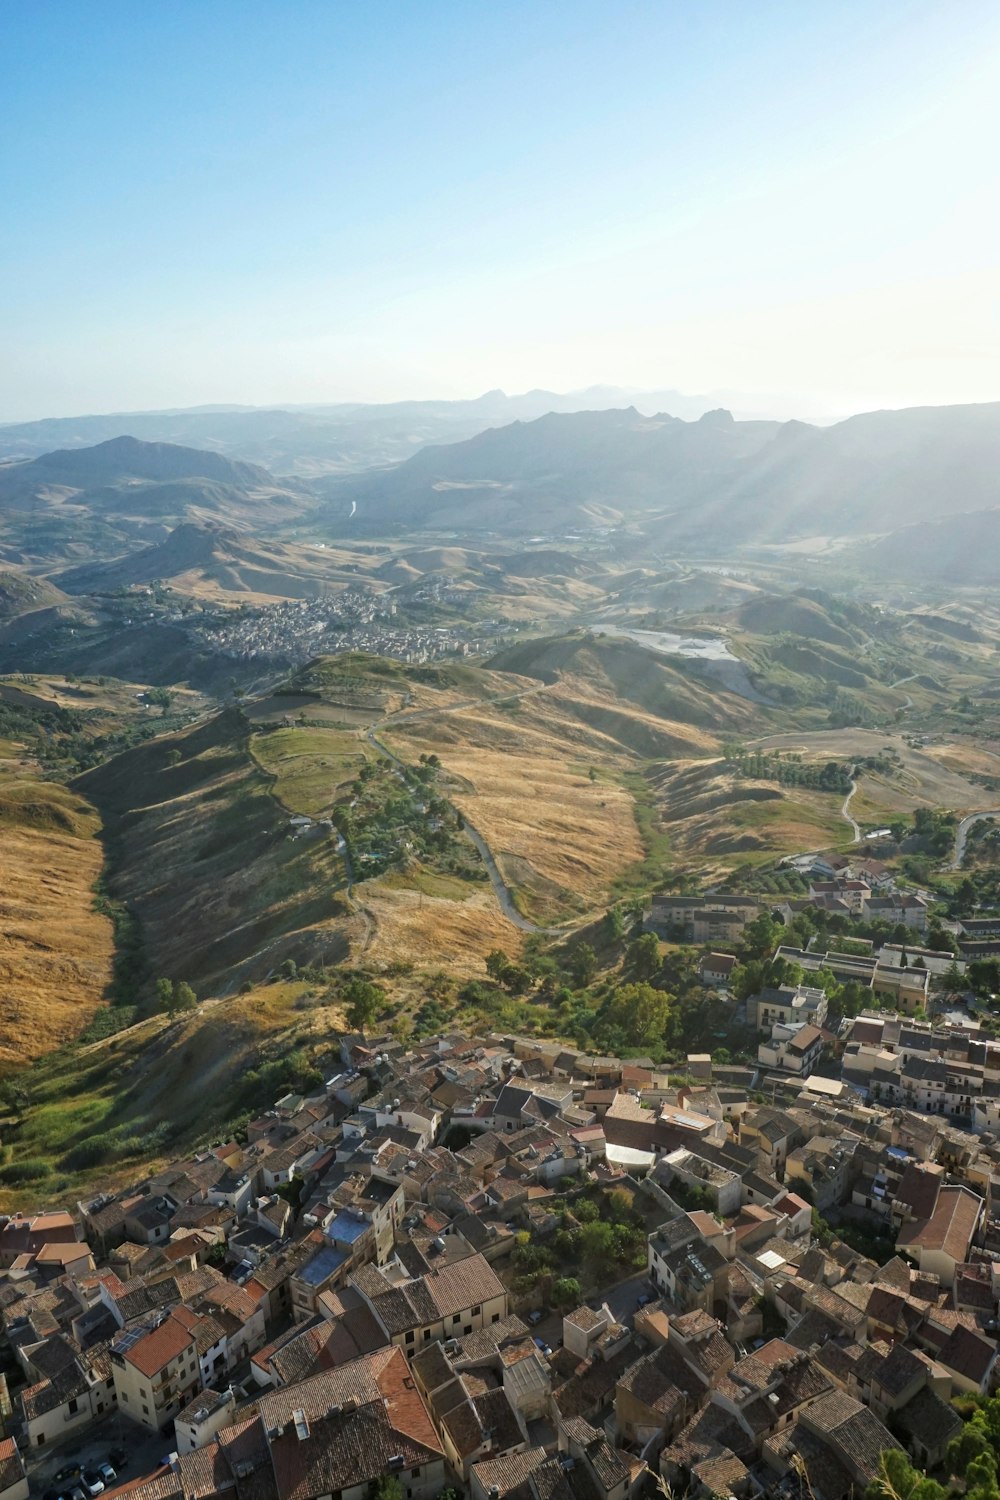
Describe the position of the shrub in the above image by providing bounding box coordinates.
[0,1159,52,1185]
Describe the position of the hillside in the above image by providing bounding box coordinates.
[314,400,1000,560]
[75,710,357,996]
[0,569,68,619]
[0,436,313,571]
[319,407,779,534]
[0,385,776,475]
[55,521,373,602]
[856,507,1000,585]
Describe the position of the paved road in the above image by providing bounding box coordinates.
[951,810,1000,869]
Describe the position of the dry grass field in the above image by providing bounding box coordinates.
[0,774,113,1064]
[388,694,647,925]
[250,726,374,817]
[752,727,999,821]
[361,880,516,972]
[647,759,847,873]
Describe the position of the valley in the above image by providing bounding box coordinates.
[2,415,1000,1204]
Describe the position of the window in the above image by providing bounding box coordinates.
[37,1436,45,1447]
[405,1330,414,1344]
[68,1398,79,1414]
[472,1305,480,1315]
[143,1404,149,1415]
[411,1470,421,1479]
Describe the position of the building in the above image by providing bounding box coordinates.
[110,1311,202,1431]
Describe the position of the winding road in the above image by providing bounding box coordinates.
[950,810,1000,870]
[364,683,568,935]
[841,778,861,844]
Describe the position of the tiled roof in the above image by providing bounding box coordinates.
[115,1312,194,1378]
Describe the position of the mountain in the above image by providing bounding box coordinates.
[857,507,1000,585]
[0,435,312,569]
[317,406,780,535]
[55,520,354,601]
[315,399,1000,550]
[0,386,808,477]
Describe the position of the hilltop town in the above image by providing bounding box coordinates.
[4,839,1000,1500]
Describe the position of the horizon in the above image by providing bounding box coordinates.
[5,1,1000,421]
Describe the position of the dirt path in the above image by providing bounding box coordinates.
[841,778,861,844]
[366,683,568,935]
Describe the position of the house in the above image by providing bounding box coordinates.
[748,985,828,1034]
[0,1211,79,1268]
[700,954,737,988]
[253,1345,447,1500]
[757,1022,825,1077]
[0,1439,28,1500]
[897,1185,983,1288]
[353,1253,508,1352]
[174,1386,236,1454]
[110,1310,202,1431]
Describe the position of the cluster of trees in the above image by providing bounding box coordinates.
[156,978,198,1017]
[723,746,853,794]
[868,1406,1000,1500]
[508,1187,646,1295]
[332,757,482,884]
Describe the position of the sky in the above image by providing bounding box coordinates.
[3,0,1000,422]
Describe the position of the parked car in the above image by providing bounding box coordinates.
[108,1450,128,1470]
[527,1309,544,1325]
[54,1468,81,1486]
[80,1471,105,1496]
[96,1465,117,1485]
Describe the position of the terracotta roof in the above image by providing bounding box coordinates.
[898,1185,982,1262]
[115,1312,194,1378]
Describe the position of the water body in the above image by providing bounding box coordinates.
[597,624,737,661]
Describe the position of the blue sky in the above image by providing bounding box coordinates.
[3,0,999,420]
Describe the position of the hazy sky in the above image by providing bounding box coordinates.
[3,1,1000,422]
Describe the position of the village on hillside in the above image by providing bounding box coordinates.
[2,845,1000,1500]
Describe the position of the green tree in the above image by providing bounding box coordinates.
[372,1479,404,1500]
[485,949,510,982]
[550,1276,582,1310]
[626,932,662,980]
[741,912,782,960]
[174,982,197,1012]
[156,977,176,1015]
[570,943,598,987]
[344,977,383,1031]
[600,982,673,1049]
[866,1448,948,1500]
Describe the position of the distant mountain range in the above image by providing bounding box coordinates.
[0,385,815,477]
[2,400,999,583]
[318,400,1000,550]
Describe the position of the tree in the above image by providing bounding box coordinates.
[604,906,626,943]
[570,943,598,987]
[174,982,197,1012]
[866,1448,948,1500]
[626,932,662,981]
[485,950,510,983]
[344,977,382,1031]
[599,982,673,1050]
[741,912,782,960]
[551,1276,581,1310]
[372,1479,404,1500]
[156,977,175,1014]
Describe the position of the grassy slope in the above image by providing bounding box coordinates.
[0,774,114,1064]
[75,709,355,997]
[0,979,346,1211]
